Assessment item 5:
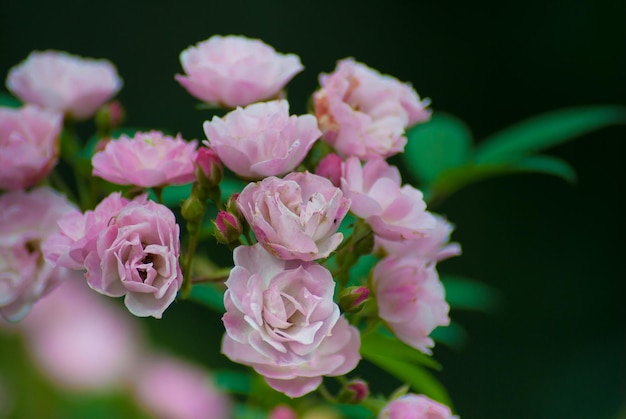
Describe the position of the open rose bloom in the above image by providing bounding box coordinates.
[203,100,320,179]
[221,244,360,397]
[176,35,303,108]
[6,50,122,120]
[0,105,62,190]
[314,58,430,160]
[237,172,350,261]
[0,187,76,321]
[372,255,450,353]
[92,130,198,187]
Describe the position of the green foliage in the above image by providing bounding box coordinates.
[440,275,502,312]
[0,92,21,108]
[360,332,451,406]
[404,113,472,183]
[214,370,253,395]
[475,106,626,163]
[430,321,469,350]
[187,283,226,312]
[403,105,626,203]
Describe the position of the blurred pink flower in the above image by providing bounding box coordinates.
[372,256,449,354]
[20,278,140,392]
[314,58,430,160]
[221,244,360,397]
[379,394,457,419]
[0,187,76,321]
[0,105,62,190]
[237,172,350,261]
[376,214,461,263]
[341,157,435,241]
[6,50,122,120]
[269,405,298,419]
[203,100,320,179]
[176,35,303,108]
[82,198,183,318]
[132,355,231,419]
[92,131,198,187]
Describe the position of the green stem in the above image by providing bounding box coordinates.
[181,230,199,298]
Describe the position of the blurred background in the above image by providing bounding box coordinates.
[1,0,625,418]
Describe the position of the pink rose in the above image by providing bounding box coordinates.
[0,187,76,321]
[92,130,198,187]
[379,394,457,419]
[237,172,350,261]
[221,244,360,397]
[0,105,62,190]
[132,355,231,419]
[372,256,450,354]
[176,35,303,108]
[341,157,435,241]
[376,214,461,263]
[314,58,430,160]
[80,197,183,318]
[43,192,133,270]
[203,100,320,179]
[6,50,122,120]
[19,278,140,391]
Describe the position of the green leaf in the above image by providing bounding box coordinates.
[441,275,502,312]
[404,113,473,184]
[152,183,192,207]
[214,370,252,395]
[475,105,626,164]
[187,283,225,312]
[221,176,248,201]
[361,332,441,371]
[427,155,576,203]
[514,155,577,183]
[0,92,21,108]
[430,321,469,350]
[362,350,452,407]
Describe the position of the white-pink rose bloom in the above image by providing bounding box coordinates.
[376,214,461,263]
[203,100,320,179]
[379,394,458,419]
[314,58,430,160]
[6,50,122,120]
[221,244,360,397]
[372,256,450,354]
[45,193,183,318]
[341,157,435,241]
[92,130,198,187]
[0,187,76,321]
[0,105,62,190]
[237,172,350,261]
[132,355,231,419]
[176,35,303,108]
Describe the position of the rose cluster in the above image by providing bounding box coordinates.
[1,34,461,416]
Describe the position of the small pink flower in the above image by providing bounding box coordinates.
[6,50,122,120]
[0,105,62,190]
[314,58,430,160]
[379,394,457,419]
[0,187,77,321]
[194,147,223,186]
[203,100,320,179]
[221,244,360,397]
[372,256,450,354]
[237,172,350,261]
[376,214,461,263]
[92,130,198,188]
[269,405,298,419]
[83,198,182,318]
[341,157,435,241]
[132,355,231,419]
[20,278,140,392]
[43,192,133,270]
[176,35,303,108]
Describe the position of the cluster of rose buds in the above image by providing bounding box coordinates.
[1,34,461,418]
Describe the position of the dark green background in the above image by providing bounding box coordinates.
[1,1,625,418]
